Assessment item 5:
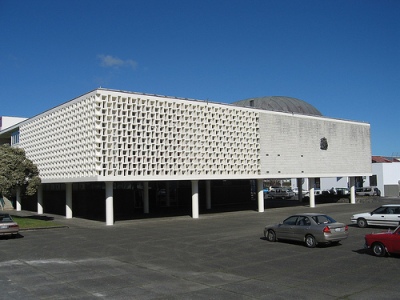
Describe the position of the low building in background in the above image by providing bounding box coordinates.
[366,156,400,197]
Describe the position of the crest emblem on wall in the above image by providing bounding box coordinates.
[320,137,328,150]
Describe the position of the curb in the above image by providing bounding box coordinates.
[19,225,69,232]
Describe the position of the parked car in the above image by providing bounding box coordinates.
[265,187,294,199]
[364,226,400,257]
[355,186,379,196]
[264,213,348,248]
[0,213,19,237]
[302,189,323,196]
[286,188,295,198]
[292,187,309,197]
[335,187,350,195]
[314,189,323,195]
[351,204,400,228]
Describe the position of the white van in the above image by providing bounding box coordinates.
[356,186,378,196]
[265,187,294,199]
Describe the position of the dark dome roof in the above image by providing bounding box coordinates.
[232,96,322,116]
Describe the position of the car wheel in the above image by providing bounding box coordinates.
[357,218,368,228]
[372,242,386,257]
[305,235,317,248]
[266,230,277,242]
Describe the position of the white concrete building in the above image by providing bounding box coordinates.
[364,156,400,197]
[0,116,27,131]
[0,116,27,145]
[0,88,372,224]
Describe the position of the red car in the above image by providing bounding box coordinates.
[364,226,400,257]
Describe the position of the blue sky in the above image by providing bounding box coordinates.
[1,0,399,156]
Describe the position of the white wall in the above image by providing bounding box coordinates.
[259,112,371,178]
[320,177,349,191]
[0,116,27,130]
[380,163,400,185]
[371,162,400,196]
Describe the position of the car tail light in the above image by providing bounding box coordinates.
[8,224,18,229]
[323,226,331,233]
[345,225,348,231]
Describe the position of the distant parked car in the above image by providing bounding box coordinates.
[265,187,294,199]
[302,189,323,196]
[314,189,323,195]
[0,213,19,237]
[351,204,400,228]
[292,187,309,197]
[335,188,350,195]
[364,226,400,257]
[286,188,295,198]
[264,213,348,248]
[355,186,379,196]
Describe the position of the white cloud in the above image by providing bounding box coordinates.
[98,54,137,69]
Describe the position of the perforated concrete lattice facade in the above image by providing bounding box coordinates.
[20,89,261,182]
[21,94,98,180]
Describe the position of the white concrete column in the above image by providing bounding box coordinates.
[105,182,114,226]
[37,184,43,215]
[308,178,315,208]
[143,182,149,214]
[349,177,356,204]
[16,186,21,211]
[206,180,211,210]
[192,180,199,218]
[296,178,303,201]
[257,179,264,212]
[66,183,73,219]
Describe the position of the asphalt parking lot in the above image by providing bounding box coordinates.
[1,198,400,299]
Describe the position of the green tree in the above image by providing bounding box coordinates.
[0,144,41,198]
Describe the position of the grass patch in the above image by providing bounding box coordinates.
[11,215,63,229]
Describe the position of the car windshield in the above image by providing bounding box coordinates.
[311,215,336,224]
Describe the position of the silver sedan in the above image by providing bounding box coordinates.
[264,213,348,248]
[0,213,19,237]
